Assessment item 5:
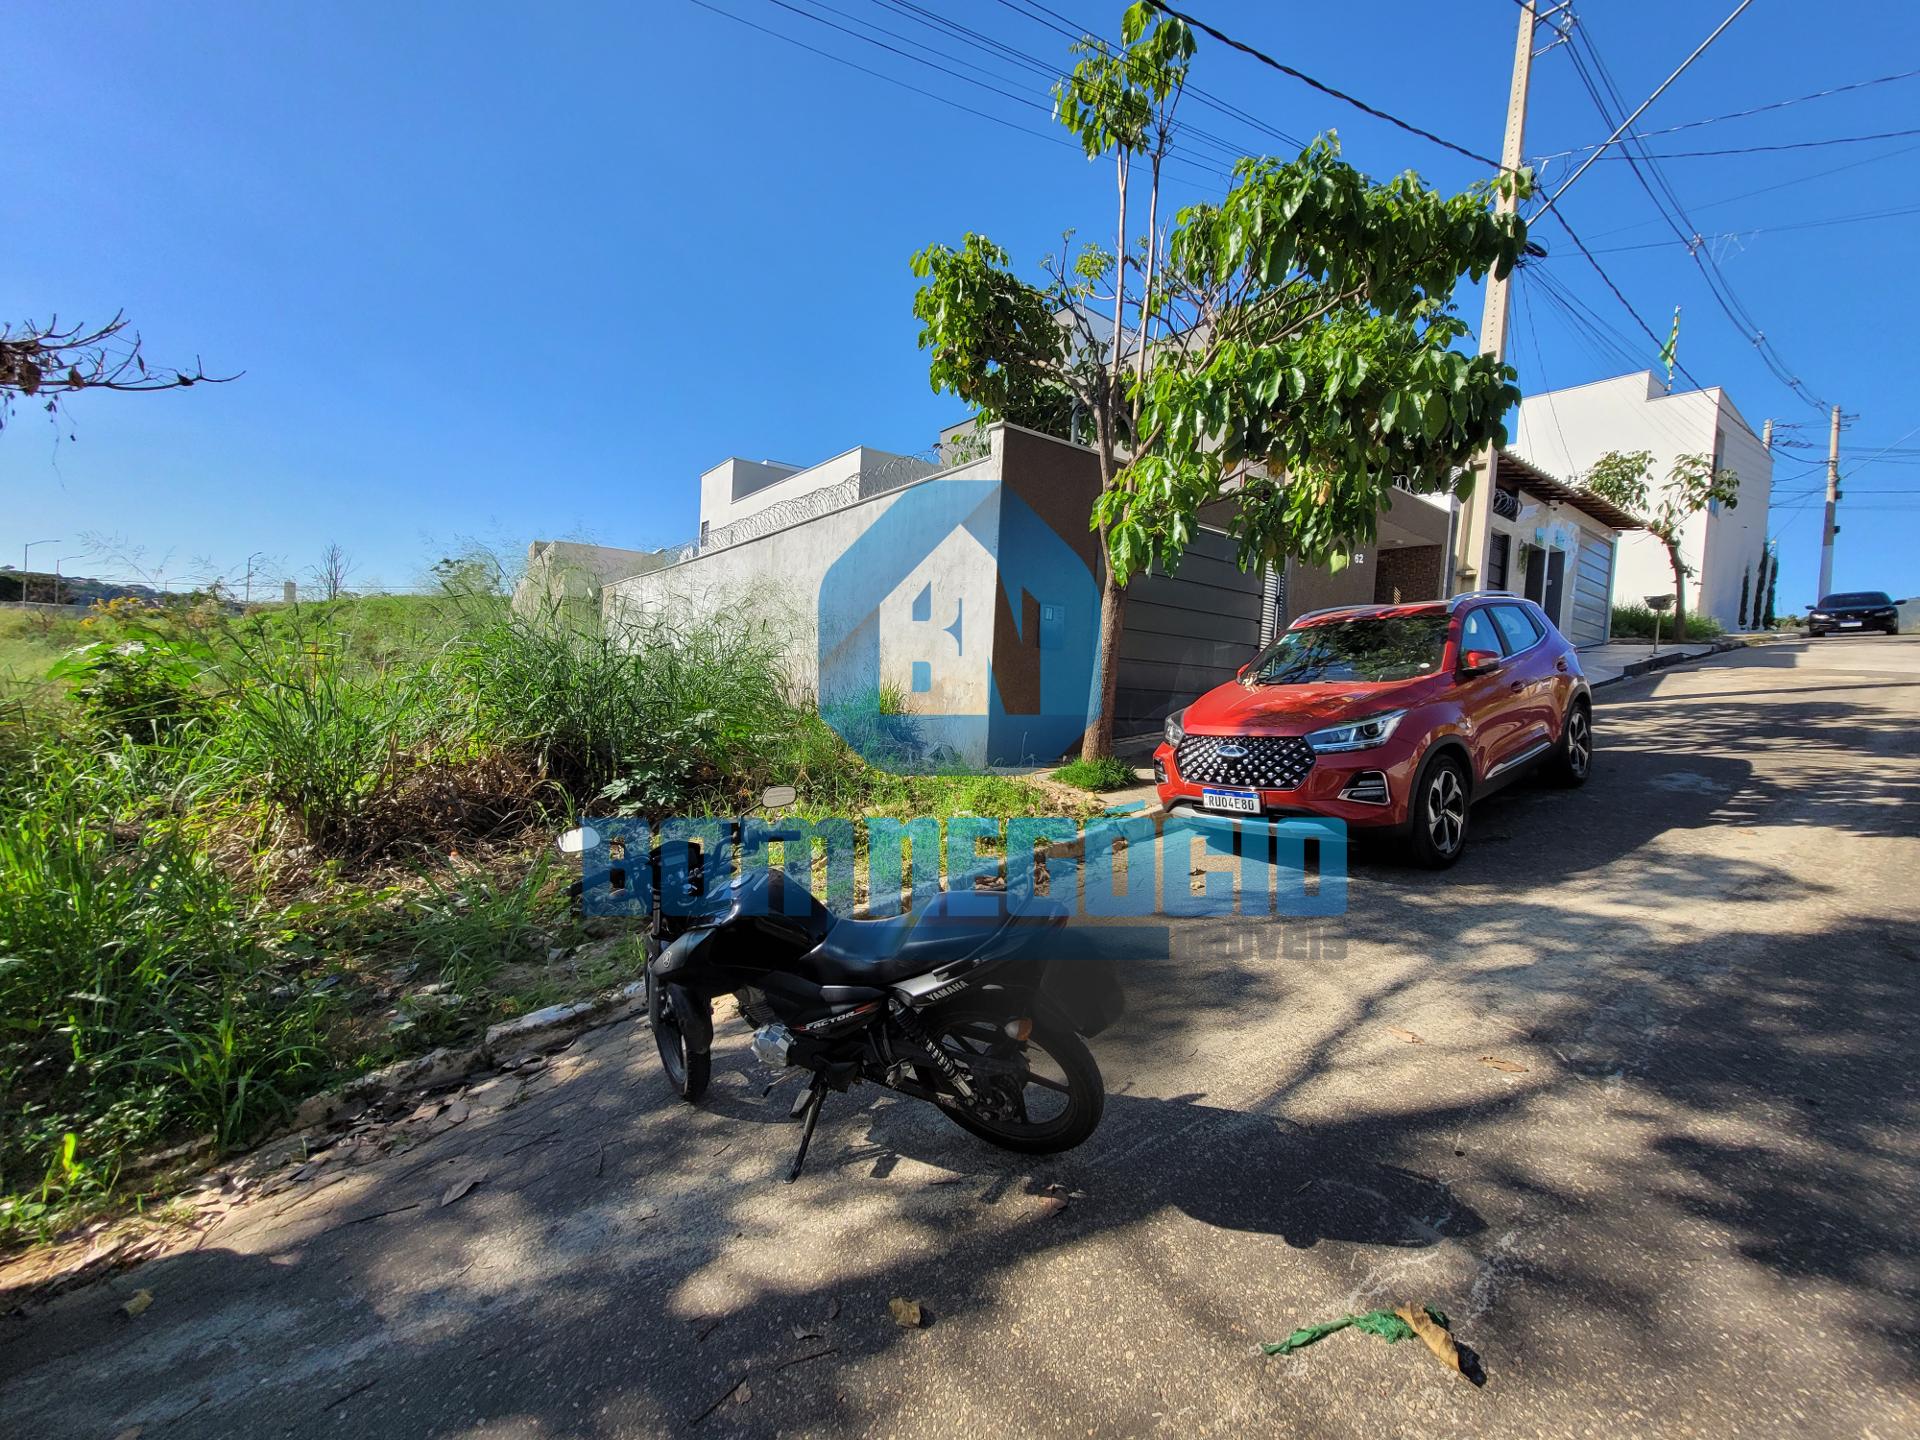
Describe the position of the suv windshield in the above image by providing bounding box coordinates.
[1819,592,1892,607]
[1250,613,1450,686]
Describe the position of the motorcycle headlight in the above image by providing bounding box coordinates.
[1165,707,1187,748]
[1305,710,1406,753]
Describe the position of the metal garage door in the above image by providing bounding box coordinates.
[1568,530,1615,646]
[1114,527,1264,738]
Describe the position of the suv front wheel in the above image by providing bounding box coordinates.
[1407,753,1470,869]
[1550,700,1592,786]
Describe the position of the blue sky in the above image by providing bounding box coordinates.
[8,1,1918,607]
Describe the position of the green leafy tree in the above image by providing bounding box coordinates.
[914,3,1193,758]
[912,5,1529,758]
[1585,449,1740,632]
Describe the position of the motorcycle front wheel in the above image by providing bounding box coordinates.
[646,965,710,1102]
[921,1005,1104,1154]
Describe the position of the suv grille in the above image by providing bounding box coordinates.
[1175,734,1315,790]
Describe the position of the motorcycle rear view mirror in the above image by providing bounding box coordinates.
[761,785,798,809]
[555,825,601,855]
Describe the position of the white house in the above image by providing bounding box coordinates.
[1512,371,1774,629]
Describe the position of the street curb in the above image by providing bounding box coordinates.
[1590,635,1756,690]
[289,980,649,1130]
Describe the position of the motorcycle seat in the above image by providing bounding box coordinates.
[797,889,1065,987]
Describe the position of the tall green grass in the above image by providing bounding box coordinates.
[207,620,461,849]
[0,739,326,1227]
[460,602,805,811]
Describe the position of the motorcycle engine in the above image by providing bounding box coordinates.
[750,1024,796,1068]
[737,985,780,1028]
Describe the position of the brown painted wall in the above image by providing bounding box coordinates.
[1283,552,1376,620]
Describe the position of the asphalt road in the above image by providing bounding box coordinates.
[5,638,1919,1438]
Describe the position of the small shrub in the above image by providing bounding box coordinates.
[1610,605,1724,642]
[47,639,208,741]
[1051,755,1138,791]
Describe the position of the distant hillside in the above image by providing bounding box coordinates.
[0,568,164,606]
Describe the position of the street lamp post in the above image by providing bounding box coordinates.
[56,554,89,608]
[22,539,60,604]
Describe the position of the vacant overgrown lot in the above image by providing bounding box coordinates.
[0,592,1089,1242]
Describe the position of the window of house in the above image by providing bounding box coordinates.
[1491,603,1543,652]
[1487,533,1510,590]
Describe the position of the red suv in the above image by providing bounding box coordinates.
[1153,595,1592,867]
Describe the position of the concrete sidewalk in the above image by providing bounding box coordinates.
[1578,635,1758,686]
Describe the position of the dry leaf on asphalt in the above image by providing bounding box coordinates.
[1477,1055,1528,1073]
[120,1289,153,1319]
[1388,1027,1425,1044]
[824,1297,841,1320]
[439,1177,481,1207]
[791,1324,823,1341]
[733,1383,751,1405]
[888,1298,923,1328]
[1394,1305,1465,1375]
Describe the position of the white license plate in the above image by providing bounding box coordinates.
[1202,788,1261,815]
[1841,620,1863,627]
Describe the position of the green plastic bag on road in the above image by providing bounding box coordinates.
[1262,1306,1450,1356]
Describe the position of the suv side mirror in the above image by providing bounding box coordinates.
[1459,648,1502,676]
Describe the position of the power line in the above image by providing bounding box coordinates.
[1137,0,1510,172]
[1561,20,1829,414]
[1535,66,1920,155]
[1585,140,1920,240]
[1532,0,1753,219]
[1587,126,1920,161]
[684,0,1235,188]
[1587,203,1920,253]
[1536,211,1707,391]
[873,0,1290,166]
[984,0,1307,154]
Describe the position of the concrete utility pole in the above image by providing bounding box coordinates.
[1452,0,1536,595]
[1818,403,1842,599]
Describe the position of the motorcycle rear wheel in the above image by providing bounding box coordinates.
[920,1005,1103,1154]
[646,966,710,1102]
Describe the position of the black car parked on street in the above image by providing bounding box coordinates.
[1807,591,1901,637]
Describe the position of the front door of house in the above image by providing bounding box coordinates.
[1523,547,1568,631]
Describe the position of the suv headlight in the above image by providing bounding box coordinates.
[1305,710,1406,753]
[1165,708,1187,748]
[1811,611,1832,619]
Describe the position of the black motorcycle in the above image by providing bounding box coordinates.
[559,787,1120,1181]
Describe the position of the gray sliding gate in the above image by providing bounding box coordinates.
[1113,527,1265,739]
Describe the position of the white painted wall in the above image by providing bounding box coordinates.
[1513,371,1774,627]
[607,448,1002,763]
[698,447,931,534]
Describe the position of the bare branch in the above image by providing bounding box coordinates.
[1,313,239,431]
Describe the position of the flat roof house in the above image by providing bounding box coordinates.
[1511,371,1774,629]
[596,423,1639,765]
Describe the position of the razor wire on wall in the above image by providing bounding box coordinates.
[655,448,943,569]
